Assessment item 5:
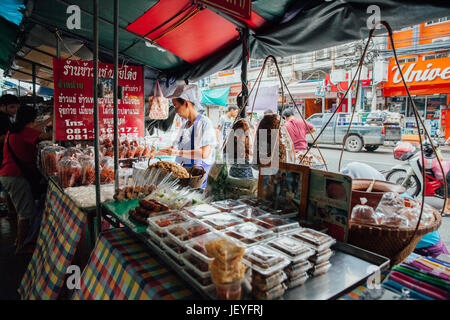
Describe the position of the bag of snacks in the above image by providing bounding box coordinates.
[100,156,115,184]
[351,198,380,225]
[41,144,65,176]
[59,156,82,188]
[62,146,83,159]
[80,156,95,185]
[375,192,405,217]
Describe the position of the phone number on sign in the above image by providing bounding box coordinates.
[65,127,139,140]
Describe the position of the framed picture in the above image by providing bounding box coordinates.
[258,163,310,216]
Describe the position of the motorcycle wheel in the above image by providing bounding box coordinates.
[385,169,421,197]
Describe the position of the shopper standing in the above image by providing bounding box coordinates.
[283,108,316,152]
[0,105,52,254]
[216,105,238,146]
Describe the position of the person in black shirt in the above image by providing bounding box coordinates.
[0,94,19,219]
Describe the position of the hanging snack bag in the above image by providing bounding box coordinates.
[59,156,82,188]
[100,156,115,184]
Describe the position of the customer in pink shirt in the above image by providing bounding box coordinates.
[283,108,316,151]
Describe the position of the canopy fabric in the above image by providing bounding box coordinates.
[201,86,230,106]
[1,0,450,86]
[0,0,25,26]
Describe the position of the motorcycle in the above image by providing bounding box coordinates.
[386,141,449,198]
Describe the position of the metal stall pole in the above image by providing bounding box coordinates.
[239,28,249,118]
[32,63,36,108]
[93,0,102,241]
[113,0,119,191]
[54,32,60,143]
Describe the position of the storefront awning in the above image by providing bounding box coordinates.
[201,86,230,106]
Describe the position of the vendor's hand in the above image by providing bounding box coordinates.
[165,146,180,156]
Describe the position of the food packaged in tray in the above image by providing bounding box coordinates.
[252,283,285,300]
[225,222,274,247]
[184,204,221,218]
[185,232,227,263]
[254,215,300,233]
[201,213,244,230]
[309,261,332,277]
[232,207,270,221]
[238,196,260,207]
[167,220,211,245]
[289,228,336,252]
[284,260,312,278]
[252,270,287,291]
[160,238,185,267]
[308,248,334,264]
[148,212,188,233]
[266,236,315,263]
[284,272,308,288]
[146,226,168,244]
[243,245,290,276]
[183,253,211,278]
[184,267,214,288]
[211,200,247,212]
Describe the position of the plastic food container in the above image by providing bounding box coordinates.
[284,260,312,278]
[289,228,336,252]
[266,236,315,263]
[232,207,270,221]
[309,261,332,277]
[146,227,166,247]
[309,249,334,264]
[183,253,211,278]
[252,283,285,300]
[160,238,185,267]
[201,213,244,230]
[185,232,227,263]
[242,245,290,276]
[252,270,287,291]
[184,267,214,289]
[238,197,260,207]
[167,221,211,245]
[225,222,275,247]
[184,204,221,218]
[211,200,247,212]
[215,280,243,300]
[254,215,300,233]
[284,272,308,288]
[148,212,188,233]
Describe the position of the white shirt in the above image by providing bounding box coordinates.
[340,162,386,181]
[173,114,217,165]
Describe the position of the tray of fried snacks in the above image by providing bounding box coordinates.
[128,199,171,223]
[201,213,245,231]
[289,228,336,252]
[242,245,290,276]
[266,236,315,263]
[251,270,287,291]
[148,212,188,233]
[254,215,300,234]
[114,185,157,201]
[185,232,227,263]
[167,221,211,245]
[284,272,309,289]
[210,200,247,212]
[308,261,332,277]
[308,248,334,265]
[252,283,286,300]
[184,204,221,218]
[225,222,275,247]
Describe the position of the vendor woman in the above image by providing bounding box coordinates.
[151,84,216,189]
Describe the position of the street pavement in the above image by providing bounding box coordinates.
[311,144,450,251]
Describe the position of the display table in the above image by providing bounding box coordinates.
[19,180,88,299]
[73,228,199,300]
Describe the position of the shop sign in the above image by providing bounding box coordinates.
[198,0,251,19]
[218,70,235,77]
[387,57,450,87]
[53,58,144,141]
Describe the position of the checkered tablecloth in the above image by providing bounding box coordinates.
[72,228,199,300]
[18,180,87,300]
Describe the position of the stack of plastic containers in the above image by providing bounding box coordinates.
[147,212,188,249]
[183,204,221,219]
[266,236,315,288]
[288,228,336,277]
[224,222,275,247]
[253,215,300,234]
[243,245,290,300]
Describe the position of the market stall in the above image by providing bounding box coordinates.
[1,0,449,301]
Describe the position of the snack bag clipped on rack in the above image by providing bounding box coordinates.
[351,198,380,224]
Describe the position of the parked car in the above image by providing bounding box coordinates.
[305,112,401,152]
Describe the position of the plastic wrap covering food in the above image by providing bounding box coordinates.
[223,118,254,163]
[267,237,315,263]
[99,156,114,184]
[61,146,83,160]
[351,197,381,225]
[225,222,275,247]
[252,270,287,291]
[206,239,246,300]
[289,228,336,252]
[243,245,290,276]
[58,156,82,188]
[41,145,65,176]
[375,192,405,216]
[252,283,286,300]
[201,213,244,230]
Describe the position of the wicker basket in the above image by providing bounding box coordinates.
[348,210,442,266]
[179,164,206,189]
